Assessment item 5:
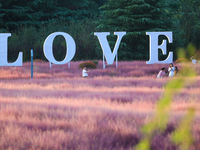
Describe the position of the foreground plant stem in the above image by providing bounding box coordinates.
[136,64,196,150]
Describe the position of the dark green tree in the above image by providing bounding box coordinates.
[0,3,3,30]
[0,0,99,31]
[172,0,200,48]
[0,0,44,31]
[0,0,108,62]
[93,0,107,7]
[95,0,174,60]
[7,19,98,62]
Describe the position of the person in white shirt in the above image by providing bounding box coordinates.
[82,67,90,77]
[190,56,197,64]
[168,63,175,77]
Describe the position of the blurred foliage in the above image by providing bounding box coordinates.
[175,58,189,63]
[171,108,195,150]
[136,46,197,150]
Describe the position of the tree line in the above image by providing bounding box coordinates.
[0,0,200,62]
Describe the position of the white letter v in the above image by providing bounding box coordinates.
[94,32,126,65]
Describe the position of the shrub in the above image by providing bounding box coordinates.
[79,61,97,69]
[33,59,46,62]
[176,58,188,63]
[91,60,99,65]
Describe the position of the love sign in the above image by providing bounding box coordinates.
[0,31,173,67]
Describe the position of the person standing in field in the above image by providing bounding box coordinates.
[168,63,175,77]
[157,67,166,78]
[190,56,197,64]
[82,67,90,77]
[174,66,179,76]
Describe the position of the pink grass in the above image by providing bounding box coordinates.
[1,61,199,79]
[0,61,200,149]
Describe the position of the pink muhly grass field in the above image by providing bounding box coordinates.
[0,61,200,150]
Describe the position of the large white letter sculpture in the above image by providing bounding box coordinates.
[146,32,173,64]
[94,32,126,69]
[0,33,23,66]
[43,32,76,65]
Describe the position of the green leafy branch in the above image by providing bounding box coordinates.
[136,45,197,150]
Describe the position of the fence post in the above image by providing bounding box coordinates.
[68,62,70,68]
[49,62,52,68]
[116,53,118,68]
[103,52,105,69]
[31,50,33,78]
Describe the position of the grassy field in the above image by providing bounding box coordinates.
[0,61,200,150]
